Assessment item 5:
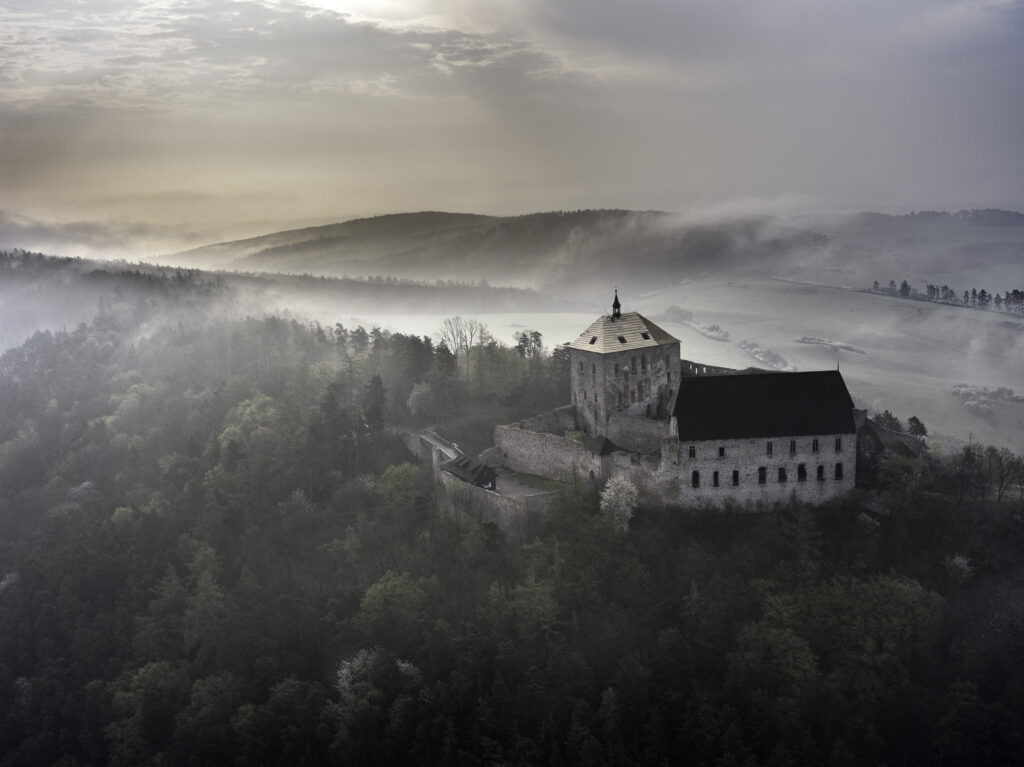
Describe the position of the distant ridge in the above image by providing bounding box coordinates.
[166,208,820,298]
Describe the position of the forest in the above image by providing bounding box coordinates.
[1,260,1024,765]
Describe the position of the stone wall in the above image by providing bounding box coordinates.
[571,342,682,437]
[518,405,577,436]
[494,424,602,482]
[660,432,857,507]
[680,358,735,377]
[606,450,674,506]
[437,470,553,545]
[606,411,670,454]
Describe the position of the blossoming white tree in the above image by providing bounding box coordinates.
[600,474,637,532]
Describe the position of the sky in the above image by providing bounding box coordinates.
[1,0,1023,256]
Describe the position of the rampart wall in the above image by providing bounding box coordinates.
[680,359,735,377]
[437,470,553,545]
[494,424,602,482]
[518,405,577,435]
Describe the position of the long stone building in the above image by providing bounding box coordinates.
[490,292,860,508]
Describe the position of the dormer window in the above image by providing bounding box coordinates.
[641,332,650,340]
[589,336,597,345]
[617,336,627,344]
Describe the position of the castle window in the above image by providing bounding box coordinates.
[614,363,619,375]
[732,470,739,486]
[631,389,636,403]
[713,471,720,487]
[691,470,700,488]
[641,356,647,370]
[589,336,597,345]
[667,371,672,382]
[631,357,637,371]
[798,463,807,482]
[718,446,725,458]
[592,364,596,375]
[766,441,773,456]
[617,335,627,344]
[758,467,767,484]
[835,462,844,480]
[835,437,842,452]
[778,467,787,483]
[578,362,583,374]
[812,438,819,452]
[817,465,825,481]
[789,440,797,455]
[688,444,696,458]
[641,332,651,340]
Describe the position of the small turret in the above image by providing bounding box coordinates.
[612,289,621,320]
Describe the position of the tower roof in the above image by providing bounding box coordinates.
[569,311,679,353]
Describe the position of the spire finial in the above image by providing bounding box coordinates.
[612,288,621,320]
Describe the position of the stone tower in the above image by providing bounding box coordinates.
[568,291,682,439]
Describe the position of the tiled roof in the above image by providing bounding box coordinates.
[443,456,497,486]
[674,370,856,440]
[568,311,679,353]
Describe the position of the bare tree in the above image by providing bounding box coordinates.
[438,316,491,384]
[985,446,1024,502]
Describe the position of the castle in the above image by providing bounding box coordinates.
[484,291,860,508]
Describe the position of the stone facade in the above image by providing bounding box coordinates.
[661,432,856,507]
[570,342,681,442]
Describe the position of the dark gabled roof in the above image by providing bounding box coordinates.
[674,370,855,441]
[443,456,496,486]
[585,435,619,456]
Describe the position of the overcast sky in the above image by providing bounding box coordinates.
[2,0,1023,254]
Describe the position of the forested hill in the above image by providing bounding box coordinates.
[2,270,1024,764]
[169,210,828,296]
[168,207,1024,299]
[0,249,563,352]
[0,250,222,353]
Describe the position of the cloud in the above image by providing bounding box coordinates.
[0,0,1021,248]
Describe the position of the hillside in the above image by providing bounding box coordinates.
[167,210,828,296]
[166,208,1024,304]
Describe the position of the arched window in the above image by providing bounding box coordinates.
[691,470,700,488]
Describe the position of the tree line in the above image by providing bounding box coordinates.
[871,278,1024,314]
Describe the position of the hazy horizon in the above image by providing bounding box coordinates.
[2,0,1023,258]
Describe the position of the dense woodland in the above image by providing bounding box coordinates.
[1,266,1024,765]
[0,250,559,354]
